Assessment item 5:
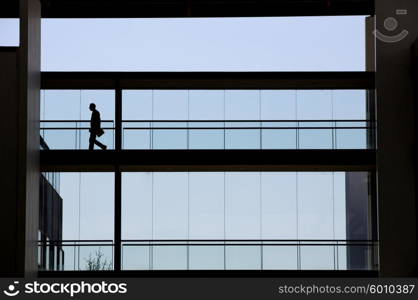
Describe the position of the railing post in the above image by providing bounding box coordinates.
[115,80,122,150]
[114,80,122,271]
[114,168,122,271]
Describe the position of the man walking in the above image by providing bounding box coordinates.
[89,103,107,150]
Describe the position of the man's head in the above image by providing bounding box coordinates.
[89,103,96,111]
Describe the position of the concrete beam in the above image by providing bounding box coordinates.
[375,0,417,276]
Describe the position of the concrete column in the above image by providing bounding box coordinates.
[0,0,41,277]
[18,0,41,277]
[375,0,418,276]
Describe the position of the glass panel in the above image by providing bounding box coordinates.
[59,173,114,240]
[189,246,224,270]
[336,129,367,149]
[123,127,151,149]
[122,244,150,270]
[261,173,297,239]
[225,122,260,149]
[226,246,261,270]
[261,90,296,120]
[225,129,260,149]
[333,173,347,240]
[225,173,261,239]
[61,245,76,271]
[346,245,373,270]
[189,90,224,120]
[189,173,224,239]
[300,245,335,270]
[153,173,188,239]
[299,129,333,149]
[153,90,188,120]
[225,90,260,120]
[122,173,153,239]
[297,90,333,120]
[42,90,81,120]
[0,19,19,46]
[337,245,348,270]
[262,246,298,270]
[261,129,297,149]
[152,123,188,149]
[298,173,334,240]
[189,129,224,149]
[153,246,187,270]
[122,90,153,120]
[41,128,77,150]
[332,90,366,120]
[79,245,114,271]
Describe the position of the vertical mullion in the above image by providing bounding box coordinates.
[114,168,122,271]
[114,81,122,271]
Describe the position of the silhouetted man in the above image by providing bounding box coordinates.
[89,103,107,150]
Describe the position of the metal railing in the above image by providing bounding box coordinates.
[38,240,114,271]
[40,120,375,150]
[38,239,378,271]
[40,120,115,150]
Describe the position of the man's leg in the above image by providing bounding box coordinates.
[89,132,95,150]
[94,139,107,150]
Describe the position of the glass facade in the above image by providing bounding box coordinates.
[120,172,376,271]
[122,89,370,150]
[40,89,373,150]
[38,171,376,271]
[38,80,375,272]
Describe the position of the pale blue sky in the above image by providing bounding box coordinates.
[1,16,365,71]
